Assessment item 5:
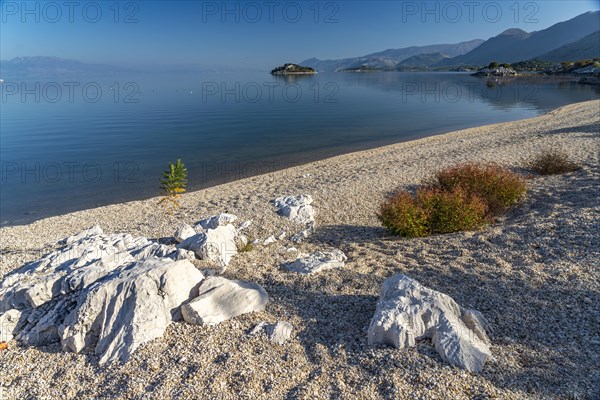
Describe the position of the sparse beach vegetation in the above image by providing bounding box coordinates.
[528,148,581,175]
[379,162,527,237]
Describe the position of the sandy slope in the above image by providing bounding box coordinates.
[0,100,598,399]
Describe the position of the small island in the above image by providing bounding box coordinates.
[270,63,316,75]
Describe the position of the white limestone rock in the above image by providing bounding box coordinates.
[0,309,23,342]
[249,320,293,344]
[0,226,163,312]
[63,225,103,244]
[199,224,238,267]
[272,195,315,224]
[181,277,268,326]
[238,234,248,244]
[195,213,238,231]
[283,249,347,275]
[249,321,268,336]
[131,242,174,260]
[291,222,315,243]
[265,321,293,344]
[263,236,277,245]
[174,223,196,243]
[237,220,252,231]
[171,248,196,261]
[178,214,239,267]
[368,274,492,373]
[60,258,204,365]
[178,225,238,267]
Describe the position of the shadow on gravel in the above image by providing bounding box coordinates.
[272,262,599,399]
[265,279,380,400]
[308,224,389,248]
[280,164,599,399]
[542,122,600,137]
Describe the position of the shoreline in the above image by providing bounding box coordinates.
[0,120,502,228]
[2,98,598,228]
[1,99,597,231]
[0,99,598,399]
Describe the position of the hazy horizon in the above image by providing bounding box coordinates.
[1,1,598,70]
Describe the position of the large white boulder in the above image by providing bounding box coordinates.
[272,195,315,224]
[368,274,492,373]
[60,258,203,365]
[181,277,268,326]
[0,226,168,312]
[283,249,347,275]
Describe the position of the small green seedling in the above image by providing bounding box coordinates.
[159,159,187,208]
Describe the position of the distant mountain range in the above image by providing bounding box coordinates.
[302,11,600,71]
[0,56,133,77]
[301,40,484,72]
[397,52,450,68]
[437,11,599,66]
[0,57,262,77]
[537,30,600,63]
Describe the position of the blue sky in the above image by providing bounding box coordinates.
[1,0,599,69]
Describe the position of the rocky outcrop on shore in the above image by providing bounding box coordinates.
[0,215,265,364]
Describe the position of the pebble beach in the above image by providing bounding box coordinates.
[1,99,599,399]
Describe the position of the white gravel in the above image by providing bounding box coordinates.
[1,100,599,399]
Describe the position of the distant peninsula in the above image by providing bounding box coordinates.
[340,65,384,72]
[270,63,316,75]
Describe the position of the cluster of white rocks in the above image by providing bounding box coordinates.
[272,195,315,225]
[174,213,242,268]
[271,195,493,371]
[0,196,493,372]
[272,195,316,243]
[271,195,348,276]
[0,226,203,364]
[0,215,269,365]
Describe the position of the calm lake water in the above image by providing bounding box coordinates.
[1,72,598,226]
